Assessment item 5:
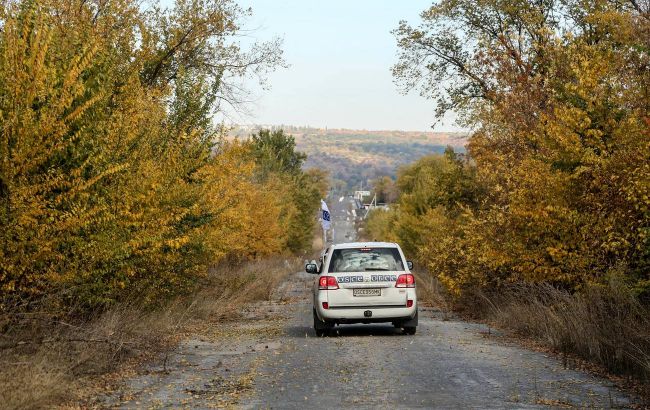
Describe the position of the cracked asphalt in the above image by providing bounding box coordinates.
[104,198,638,409]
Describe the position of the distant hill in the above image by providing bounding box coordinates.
[229,125,468,190]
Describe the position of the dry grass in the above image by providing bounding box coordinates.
[413,271,451,313]
[448,280,650,401]
[477,282,650,378]
[413,269,650,400]
[0,256,299,409]
[191,257,298,321]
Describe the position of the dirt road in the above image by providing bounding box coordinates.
[104,198,637,409]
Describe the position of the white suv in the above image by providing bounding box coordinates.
[306,242,418,336]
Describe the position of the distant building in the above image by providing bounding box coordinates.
[354,190,370,201]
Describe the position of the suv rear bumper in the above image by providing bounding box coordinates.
[317,305,417,323]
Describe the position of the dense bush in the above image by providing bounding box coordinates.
[377,0,650,297]
[0,0,325,315]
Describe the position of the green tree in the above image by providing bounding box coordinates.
[251,129,307,179]
[371,176,398,204]
[249,129,328,253]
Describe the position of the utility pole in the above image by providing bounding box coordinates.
[364,193,377,219]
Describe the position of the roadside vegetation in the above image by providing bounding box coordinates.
[368,0,650,390]
[0,0,326,407]
[0,257,299,408]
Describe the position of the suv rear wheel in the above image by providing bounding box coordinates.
[403,326,416,335]
[313,309,332,337]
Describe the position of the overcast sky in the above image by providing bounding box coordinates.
[216,0,470,132]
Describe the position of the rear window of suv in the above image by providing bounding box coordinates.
[328,248,404,273]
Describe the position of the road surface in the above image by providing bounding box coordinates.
[104,197,637,409]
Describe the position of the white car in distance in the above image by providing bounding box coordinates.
[306,242,417,336]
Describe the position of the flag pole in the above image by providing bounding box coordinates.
[320,199,331,247]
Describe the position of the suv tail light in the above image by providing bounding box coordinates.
[319,276,339,290]
[395,274,415,288]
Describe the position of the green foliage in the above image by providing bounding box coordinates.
[371,176,398,204]
[249,129,328,253]
[251,129,307,179]
[284,169,329,252]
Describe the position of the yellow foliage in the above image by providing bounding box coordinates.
[385,0,649,297]
[0,1,312,313]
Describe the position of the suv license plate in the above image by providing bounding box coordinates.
[353,288,381,297]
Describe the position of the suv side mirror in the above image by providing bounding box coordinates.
[407,261,413,271]
[305,263,318,274]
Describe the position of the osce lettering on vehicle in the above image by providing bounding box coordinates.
[337,276,363,283]
[371,275,398,282]
[336,275,398,283]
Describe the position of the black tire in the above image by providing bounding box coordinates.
[313,309,331,337]
[403,326,417,335]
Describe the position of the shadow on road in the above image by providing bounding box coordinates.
[284,324,406,338]
[329,324,404,337]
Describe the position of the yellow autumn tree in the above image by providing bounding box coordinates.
[389,0,649,296]
[0,0,319,315]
